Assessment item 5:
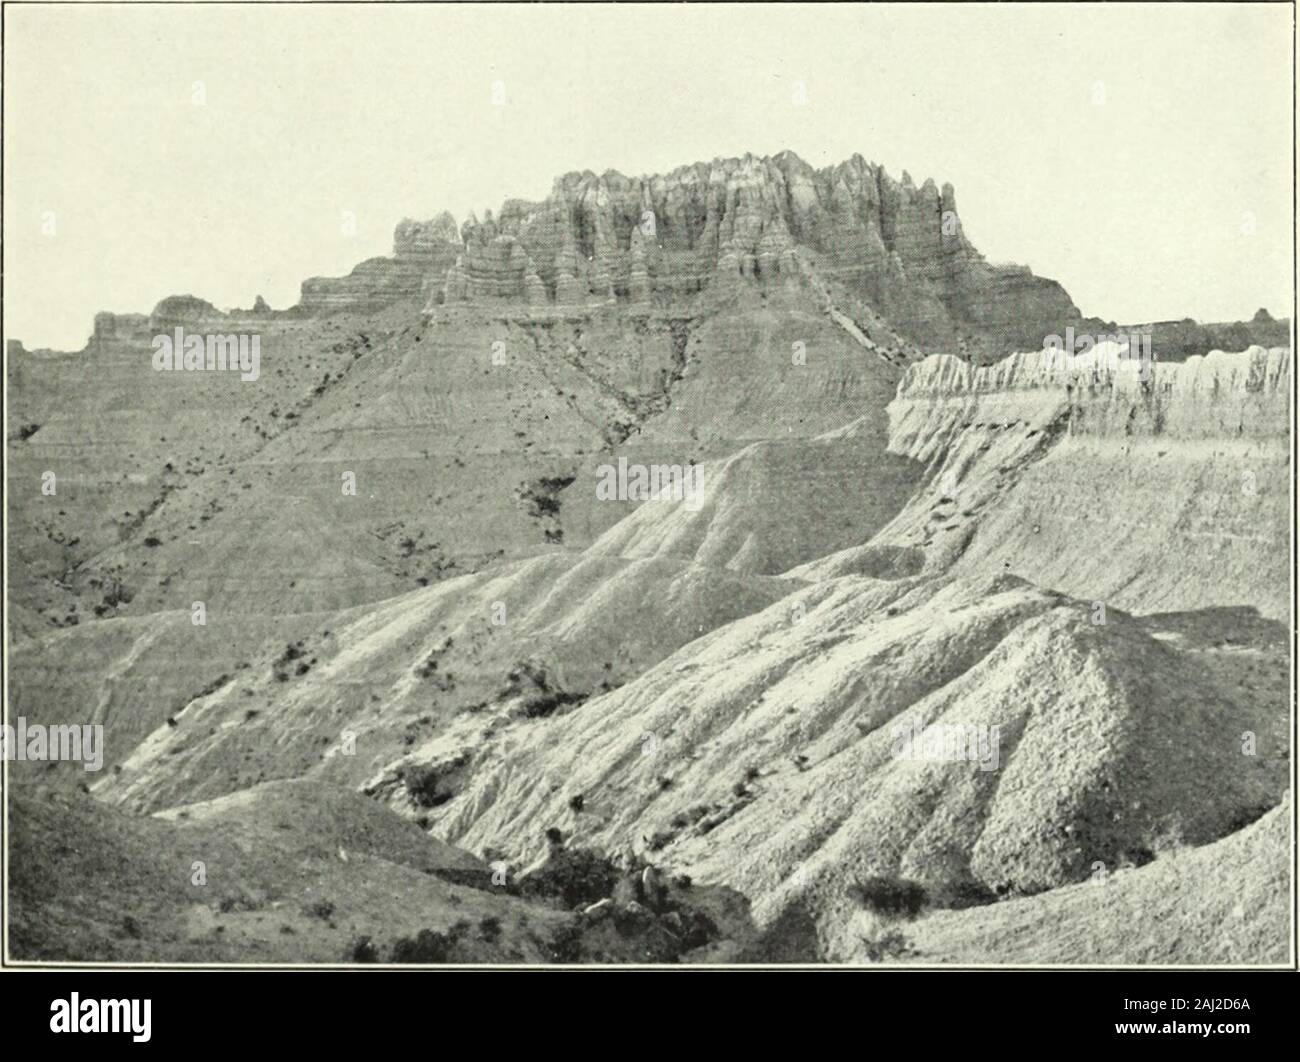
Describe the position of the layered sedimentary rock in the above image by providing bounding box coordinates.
[33,151,1287,370]
[89,295,288,346]
[427,153,1086,357]
[299,211,462,313]
[91,311,150,343]
[71,150,1278,365]
[147,294,289,335]
[436,154,998,315]
[285,151,1083,358]
[872,344,1292,618]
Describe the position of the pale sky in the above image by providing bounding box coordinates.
[4,2,1293,350]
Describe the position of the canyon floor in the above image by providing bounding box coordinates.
[5,151,1293,966]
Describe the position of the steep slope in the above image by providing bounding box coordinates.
[10,263,915,625]
[8,148,1089,630]
[428,574,1287,955]
[388,343,1290,960]
[9,297,684,620]
[6,301,398,629]
[887,795,1291,965]
[85,342,1291,967]
[7,610,327,777]
[581,429,921,576]
[863,344,1292,619]
[315,151,1085,362]
[94,551,800,812]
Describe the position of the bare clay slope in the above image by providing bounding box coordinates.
[411,344,1291,960]
[432,575,1287,946]
[36,344,1293,966]
[8,148,1291,967]
[93,551,800,813]
[869,344,1292,620]
[895,794,1291,965]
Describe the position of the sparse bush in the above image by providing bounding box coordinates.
[345,935,379,963]
[400,762,455,808]
[548,921,585,963]
[303,899,335,921]
[517,847,620,910]
[500,660,587,718]
[860,927,912,962]
[522,688,587,719]
[389,928,454,963]
[850,876,928,919]
[929,879,997,910]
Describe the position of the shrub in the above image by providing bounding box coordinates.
[345,935,379,963]
[303,899,335,921]
[400,763,454,808]
[522,688,587,719]
[389,929,454,963]
[929,879,997,910]
[517,847,620,910]
[860,927,912,962]
[548,922,585,963]
[850,876,928,919]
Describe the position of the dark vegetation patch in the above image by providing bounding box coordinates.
[850,876,928,919]
[389,922,472,963]
[398,753,470,809]
[499,660,588,719]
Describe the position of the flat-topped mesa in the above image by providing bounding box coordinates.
[392,150,1083,355]
[61,151,1079,356]
[91,311,151,342]
[56,150,1083,353]
[434,152,977,309]
[86,296,282,350]
[148,294,290,333]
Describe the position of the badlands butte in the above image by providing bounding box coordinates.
[6,150,1293,965]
